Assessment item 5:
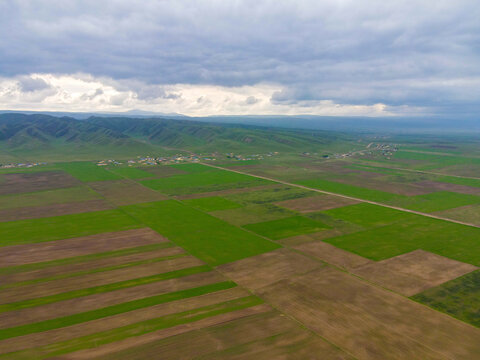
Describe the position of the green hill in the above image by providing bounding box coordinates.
[0,113,351,161]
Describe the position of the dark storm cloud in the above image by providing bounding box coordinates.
[1,0,479,115]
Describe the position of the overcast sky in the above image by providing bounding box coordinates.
[0,0,479,117]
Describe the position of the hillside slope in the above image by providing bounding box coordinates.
[0,113,351,161]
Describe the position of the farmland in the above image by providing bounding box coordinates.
[1,129,480,359]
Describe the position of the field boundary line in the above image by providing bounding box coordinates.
[201,162,480,229]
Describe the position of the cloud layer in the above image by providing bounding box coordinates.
[1,1,479,116]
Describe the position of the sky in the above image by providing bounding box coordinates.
[0,0,479,117]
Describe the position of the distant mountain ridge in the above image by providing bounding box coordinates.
[0,113,346,161]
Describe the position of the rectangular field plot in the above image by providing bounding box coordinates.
[352,249,477,296]
[0,171,81,195]
[243,216,329,240]
[0,199,114,222]
[88,180,168,206]
[322,202,418,228]
[276,194,359,212]
[411,270,480,327]
[55,162,123,182]
[181,196,242,212]
[0,290,265,359]
[257,267,480,360]
[140,169,270,196]
[0,224,272,360]
[391,191,480,213]
[324,216,480,265]
[106,166,155,179]
[0,186,100,210]
[225,185,315,205]
[0,209,141,247]
[122,200,280,266]
[210,203,295,226]
[0,228,166,267]
[85,310,353,360]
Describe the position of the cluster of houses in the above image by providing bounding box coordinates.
[96,153,218,167]
[225,151,278,161]
[0,162,47,169]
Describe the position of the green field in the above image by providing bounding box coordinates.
[0,209,140,246]
[182,196,242,212]
[122,200,280,265]
[244,216,329,240]
[211,203,296,226]
[322,203,418,228]
[106,166,155,179]
[141,169,270,195]
[411,270,480,328]
[324,216,480,265]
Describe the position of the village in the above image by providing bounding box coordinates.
[96,151,279,167]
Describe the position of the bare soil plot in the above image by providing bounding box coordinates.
[0,171,80,195]
[0,228,166,267]
[0,287,250,354]
[88,180,167,206]
[85,309,353,360]
[0,199,114,222]
[0,271,225,329]
[174,184,282,200]
[217,248,323,290]
[58,305,272,360]
[2,247,185,286]
[353,249,478,296]
[1,256,203,303]
[293,240,373,270]
[275,194,359,212]
[415,180,480,196]
[258,267,480,360]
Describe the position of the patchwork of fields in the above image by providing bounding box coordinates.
[1,157,480,359]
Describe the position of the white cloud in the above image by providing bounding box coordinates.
[0,73,403,117]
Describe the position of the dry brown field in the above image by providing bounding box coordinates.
[174,184,282,200]
[0,228,167,266]
[1,246,185,286]
[257,267,480,360]
[218,248,323,290]
[352,249,478,296]
[0,171,80,195]
[0,199,114,222]
[275,194,359,212]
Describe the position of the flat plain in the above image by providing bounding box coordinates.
[2,137,480,359]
